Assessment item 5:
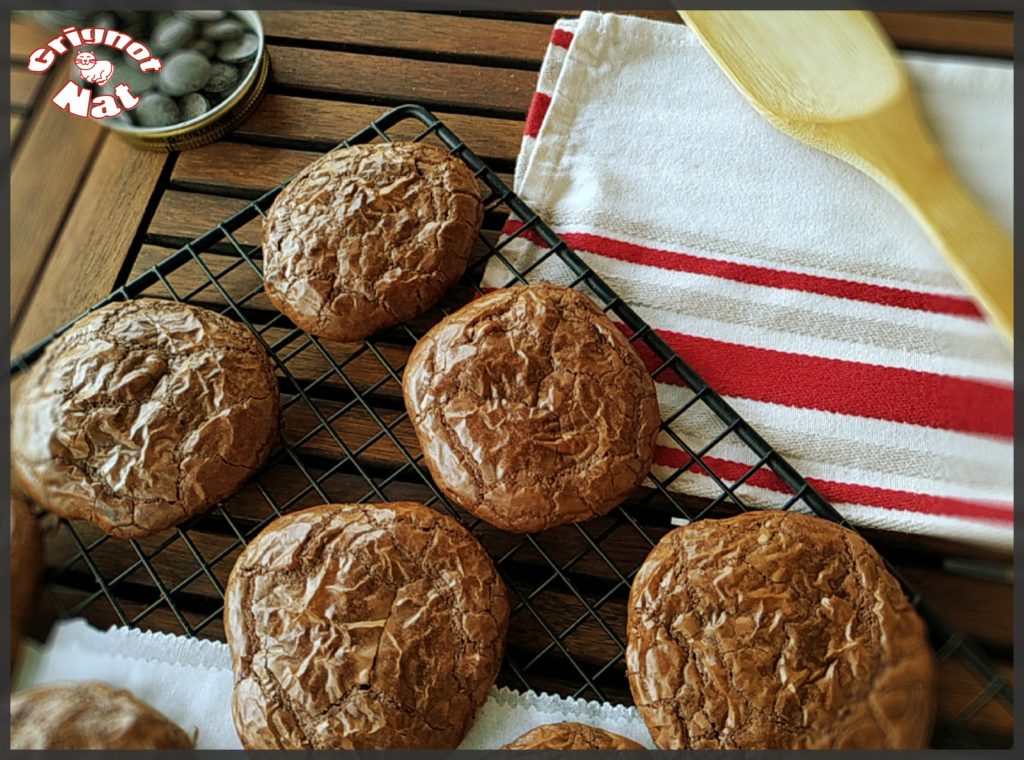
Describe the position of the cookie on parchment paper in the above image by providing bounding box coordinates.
[10,682,194,749]
[502,722,646,749]
[224,501,510,749]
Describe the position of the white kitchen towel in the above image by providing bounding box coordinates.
[14,619,654,750]
[483,12,1014,550]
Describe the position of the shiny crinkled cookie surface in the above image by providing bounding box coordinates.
[626,510,936,749]
[262,141,484,343]
[10,682,194,749]
[403,282,661,533]
[11,299,280,539]
[502,722,646,749]
[224,502,510,749]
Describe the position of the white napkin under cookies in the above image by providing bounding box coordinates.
[15,619,654,749]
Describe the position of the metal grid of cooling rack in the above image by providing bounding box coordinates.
[10,104,1012,748]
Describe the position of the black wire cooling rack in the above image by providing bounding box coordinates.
[10,104,1012,748]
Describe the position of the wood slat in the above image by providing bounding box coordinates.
[485,9,680,26]
[519,9,1013,58]
[147,191,261,246]
[263,10,550,65]
[9,19,51,60]
[47,584,227,641]
[898,567,1012,654]
[860,525,1013,564]
[12,137,168,356]
[10,67,45,110]
[876,11,1013,58]
[10,112,24,141]
[267,45,536,117]
[934,658,1013,741]
[171,140,518,198]
[173,142,319,194]
[129,245,268,305]
[10,73,104,331]
[235,94,525,158]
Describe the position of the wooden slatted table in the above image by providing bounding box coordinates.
[9,9,1014,748]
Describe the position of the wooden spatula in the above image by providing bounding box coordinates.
[679,10,1014,350]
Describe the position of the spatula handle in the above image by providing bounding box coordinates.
[901,161,1014,349]
[839,97,1014,351]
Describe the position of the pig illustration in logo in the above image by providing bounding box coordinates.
[74,51,114,86]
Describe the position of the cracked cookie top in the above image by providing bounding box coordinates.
[403,283,661,533]
[626,510,936,749]
[11,682,194,749]
[11,299,280,538]
[262,141,484,343]
[502,722,646,749]
[224,501,510,749]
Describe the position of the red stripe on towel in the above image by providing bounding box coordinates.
[524,91,552,138]
[500,220,982,318]
[481,271,1011,437]
[629,334,1012,438]
[550,28,575,48]
[653,446,1014,524]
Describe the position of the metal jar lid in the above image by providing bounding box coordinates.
[105,10,268,152]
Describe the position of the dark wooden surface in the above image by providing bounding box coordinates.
[9,10,1015,747]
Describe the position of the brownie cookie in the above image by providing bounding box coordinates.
[403,283,660,533]
[626,510,936,749]
[12,299,279,538]
[10,492,44,670]
[502,722,646,749]
[224,502,510,749]
[262,141,484,342]
[10,682,194,749]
